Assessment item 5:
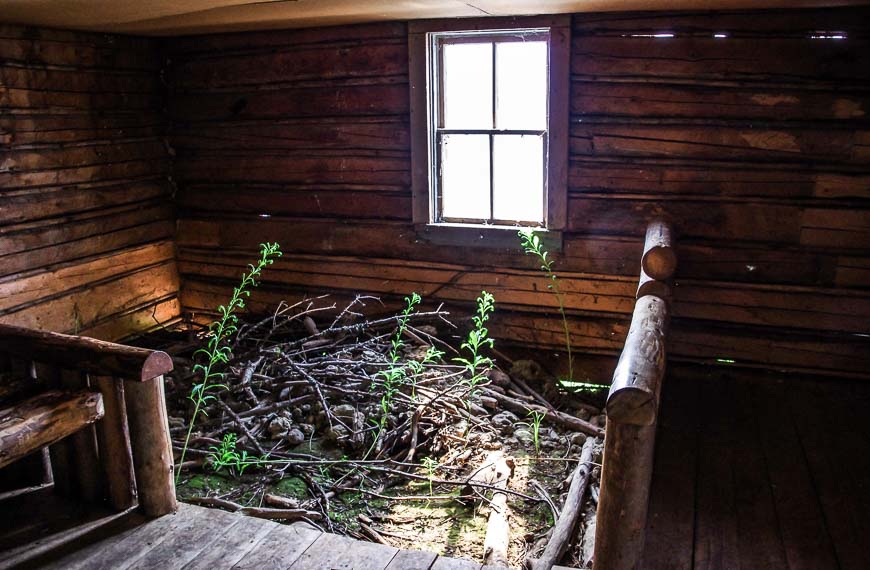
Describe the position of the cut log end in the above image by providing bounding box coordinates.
[606,387,657,426]
[641,246,678,281]
[141,351,174,381]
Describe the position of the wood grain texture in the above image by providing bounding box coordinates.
[168,8,870,381]
[0,25,180,342]
[0,390,104,470]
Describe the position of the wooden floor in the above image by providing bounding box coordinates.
[642,365,870,570]
[3,500,568,570]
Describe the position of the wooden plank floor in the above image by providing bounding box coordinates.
[642,366,870,570]
[5,501,575,569]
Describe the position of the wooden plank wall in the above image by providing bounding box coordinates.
[167,8,870,382]
[0,25,181,340]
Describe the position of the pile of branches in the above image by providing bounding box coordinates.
[166,294,604,553]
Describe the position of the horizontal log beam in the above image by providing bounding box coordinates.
[0,324,173,381]
[0,390,104,470]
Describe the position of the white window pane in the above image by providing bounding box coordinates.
[496,41,547,130]
[443,42,493,129]
[441,134,490,220]
[492,134,544,223]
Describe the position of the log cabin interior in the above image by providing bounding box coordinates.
[1,0,869,568]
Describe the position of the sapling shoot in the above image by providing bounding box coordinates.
[177,242,282,484]
[519,230,574,382]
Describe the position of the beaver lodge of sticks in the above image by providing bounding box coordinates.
[2,3,870,570]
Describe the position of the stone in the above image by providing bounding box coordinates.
[285,428,305,446]
[298,423,315,436]
[488,369,511,387]
[278,387,291,401]
[571,432,588,446]
[267,415,293,438]
[491,411,520,434]
[332,404,356,418]
[515,429,534,445]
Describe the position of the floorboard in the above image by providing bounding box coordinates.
[642,368,870,570]
[640,373,698,569]
[692,376,739,570]
[731,377,788,569]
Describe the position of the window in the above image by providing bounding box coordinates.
[410,17,570,244]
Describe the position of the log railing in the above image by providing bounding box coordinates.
[593,219,675,570]
[0,324,177,517]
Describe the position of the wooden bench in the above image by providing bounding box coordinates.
[0,324,177,517]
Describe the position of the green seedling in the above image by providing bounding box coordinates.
[177,242,282,483]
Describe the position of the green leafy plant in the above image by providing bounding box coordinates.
[208,433,263,476]
[420,456,439,496]
[454,291,495,388]
[177,242,282,483]
[519,230,574,382]
[378,293,421,421]
[517,409,546,455]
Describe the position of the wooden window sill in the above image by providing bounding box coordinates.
[414,223,563,251]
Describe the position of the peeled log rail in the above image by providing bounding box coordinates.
[641,220,677,281]
[0,390,104,470]
[594,296,669,569]
[606,295,669,426]
[594,221,673,570]
[0,324,173,381]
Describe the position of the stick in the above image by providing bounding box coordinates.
[529,437,596,570]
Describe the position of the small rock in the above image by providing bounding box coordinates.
[488,369,511,387]
[515,429,534,445]
[284,428,305,446]
[267,415,293,438]
[291,407,303,420]
[491,411,519,433]
[298,423,315,436]
[326,424,350,442]
[331,404,356,419]
[278,387,291,401]
[571,433,588,446]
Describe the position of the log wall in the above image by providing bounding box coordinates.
[167,8,870,381]
[0,25,180,340]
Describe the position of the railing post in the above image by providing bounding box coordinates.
[93,376,137,511]
[124,375,177,517]
[593,219,674,570]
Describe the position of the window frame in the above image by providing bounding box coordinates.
[409,16,571,247]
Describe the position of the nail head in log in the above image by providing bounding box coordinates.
[641,220,677,280]
[0,324,173,381]
[606,295,669,426]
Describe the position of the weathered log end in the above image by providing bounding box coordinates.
[636,268,672,301]
[641,220,677,280]
[141,351,174,381]
[606,386,657,426]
